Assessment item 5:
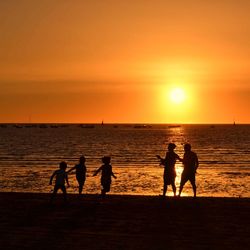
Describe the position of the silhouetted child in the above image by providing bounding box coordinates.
[67,156,87,195]
[178,143,199,198]
[93,156,117,197]
[156,143,181,197]
[49,161,69,203]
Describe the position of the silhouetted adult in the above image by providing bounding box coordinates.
[157,143,181,197]
[178,143,199,198]
[68,156,87,194]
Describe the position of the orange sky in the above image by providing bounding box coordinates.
[0,0,249,123]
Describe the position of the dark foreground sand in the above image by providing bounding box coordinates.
[0,193,249,250]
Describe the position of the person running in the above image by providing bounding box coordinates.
[93,156,117,197]
[156,143,181,197]
[67,156,87,194]
[178,143,199,198]
[49,161,69,203]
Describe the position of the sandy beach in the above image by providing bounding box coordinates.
[0,192,249,250]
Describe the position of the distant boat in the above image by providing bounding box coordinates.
[50,125,59,128]
[80,124,95,129]
[39,124,48,128]
[60,124,69,128]
[168,125,181,128]
[134,125,152,129]
[14,124,23,128]
[25,124,36,128]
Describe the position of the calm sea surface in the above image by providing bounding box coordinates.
[0,124,249,197]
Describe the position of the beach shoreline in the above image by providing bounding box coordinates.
[0,192,249,249]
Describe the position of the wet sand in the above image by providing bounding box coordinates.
[0,193,249,250]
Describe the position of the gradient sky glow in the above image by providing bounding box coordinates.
[0,0,249,123]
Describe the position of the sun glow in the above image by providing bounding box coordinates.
[169,87,186,104]
[156,82,196,123]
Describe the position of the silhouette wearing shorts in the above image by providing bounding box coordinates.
[93,156,117,197]
[178,143,199,198]
[49,161,69,203]
[67,156,87,194]
[157,143,181,197]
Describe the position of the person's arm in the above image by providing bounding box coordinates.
[49,172,56,185]
[65,173,70,187]
[67,165,76,174]
[176,154,183,162]
[93,166,102,176]
[195,154,199,171]
[156,155,165,165]
[156,155,162,160]
[111,171,117,179]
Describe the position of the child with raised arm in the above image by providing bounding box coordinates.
[93,156,116,197]
[49,161,69,203]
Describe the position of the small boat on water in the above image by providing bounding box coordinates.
[134,124,152,129]
[168,125,181,128]
[79,124,95,128]
[14,124,23,128]
[50,125,59,128]
[39,124,48,129]
[25,124,37,128]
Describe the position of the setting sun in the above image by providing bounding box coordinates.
[169,88,186,104]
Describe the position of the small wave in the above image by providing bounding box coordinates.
[200,160,250,165]
[220,172,250,177]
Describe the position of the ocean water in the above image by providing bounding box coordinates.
[0,124,249,197]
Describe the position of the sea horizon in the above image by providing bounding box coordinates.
[1,122,249,125]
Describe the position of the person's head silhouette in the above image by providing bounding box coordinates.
[79,156,86,164]
[59,161,67,170]
[168,143,176,151]
[184,143,191,152]
[102,156,111,164]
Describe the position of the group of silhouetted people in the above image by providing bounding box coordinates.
[49,143,198,203]
[157,143,199,198]
[49,156,116,203]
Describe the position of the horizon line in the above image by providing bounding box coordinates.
[0,122,249,125]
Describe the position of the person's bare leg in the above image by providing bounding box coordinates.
[171,183,176,196]
[178,184,184,197]
[192,183,197,198]
[163,183,167,196]
[50,185,58,203]
[62,186,67,203]
[79,184,83,194]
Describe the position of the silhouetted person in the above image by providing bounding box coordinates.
[67,156,87,194]
[93,156,117,197]
[156,143,181,197]
[49,161,69,203]
[178,143,199,198]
